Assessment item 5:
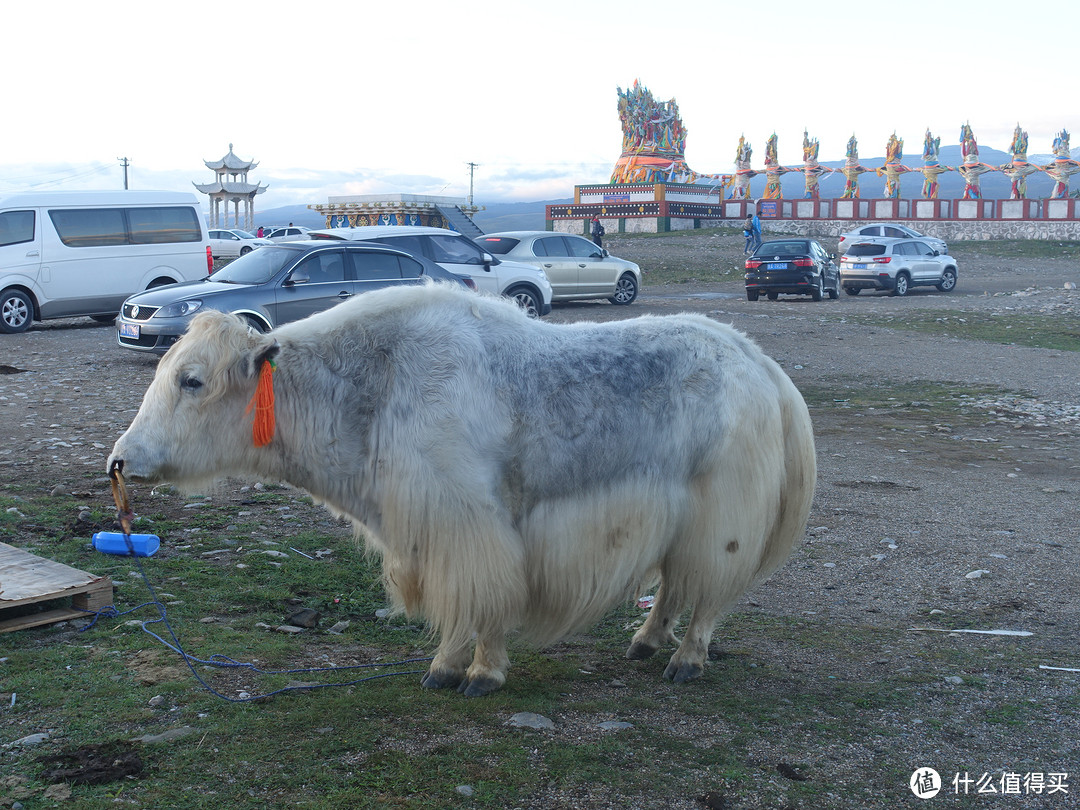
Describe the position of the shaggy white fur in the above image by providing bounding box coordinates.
[109,282,816,695]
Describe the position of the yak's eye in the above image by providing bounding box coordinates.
[180,374,203,392]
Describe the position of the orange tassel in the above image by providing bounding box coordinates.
[245,359,276,447]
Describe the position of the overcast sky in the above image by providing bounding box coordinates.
[1,0,1067,210]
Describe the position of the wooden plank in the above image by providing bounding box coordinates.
[0,542,114,633]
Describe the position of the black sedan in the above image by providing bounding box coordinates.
[116,241,474,354]
[745,239,839,301]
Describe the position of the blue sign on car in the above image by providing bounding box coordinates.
[119,322,140,339]
[767,262,787,269]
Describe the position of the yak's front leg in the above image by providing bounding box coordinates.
[458,631,510,697]
[421,643,472,691]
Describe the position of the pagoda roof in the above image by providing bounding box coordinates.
[193,180,268,195]
[204,143,260,171]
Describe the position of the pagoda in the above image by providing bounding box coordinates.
[194,144,268,231]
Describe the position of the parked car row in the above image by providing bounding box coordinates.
[746,224,957,301]
[113,227,647,354]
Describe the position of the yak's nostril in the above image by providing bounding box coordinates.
[109,458,125,478]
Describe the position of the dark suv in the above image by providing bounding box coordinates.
[745,239,839,301]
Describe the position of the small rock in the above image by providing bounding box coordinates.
[508,712,554,730]
[598,721,634,731]
[327,620,351,635]
[8,732,50,747]
[945,676,964,685]
[608,679,627,688]
[148,695,166,707]
[455,785,475,797]
[134,726,195,744]
[965,569,991,579]
[287,608,320,629]
[50,484,68,496]
[275,625,305,634]
[823,562,836,568]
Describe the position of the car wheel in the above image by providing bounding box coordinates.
[507,286,542,318]
[240,246,252,256]
[811,275,824,302]
[827,276,839,299]
[147,278,174,289]
[937,268,957,292]
[844,286,860,295]
[0,288,33,333]
[766,291,778,301]
[746,289,759,301]
[242,315,269,333]
[608,273,639,305]
[90,314,117,324]
[892,273,910,297]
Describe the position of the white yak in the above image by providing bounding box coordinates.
[108,282,815,696]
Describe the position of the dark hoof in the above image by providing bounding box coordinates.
[456,675,502,697]
[421,668,463,690]
[663,660,704,683]
[626,641,659,660]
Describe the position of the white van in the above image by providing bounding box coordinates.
[0,190,212,333]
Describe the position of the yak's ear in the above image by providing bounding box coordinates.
[242,338,280,380]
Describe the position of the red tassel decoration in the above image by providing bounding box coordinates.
[245,359,276,446]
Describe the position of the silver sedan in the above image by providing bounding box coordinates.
[475,231,641,305]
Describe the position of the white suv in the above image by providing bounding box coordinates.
[839,239,958,297]
[307,226,553,316]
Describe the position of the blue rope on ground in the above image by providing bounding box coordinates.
[78,548,431,703]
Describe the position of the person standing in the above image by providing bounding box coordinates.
[256,225,264,238]
[590,216,605,248]
[743,214,754,254]
[751,210,763,251]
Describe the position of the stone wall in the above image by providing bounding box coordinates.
[552,215,1080,241]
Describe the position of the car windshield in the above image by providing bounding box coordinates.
[208,247,296,284]
[232,230,256,239]
[475,236,519,255]
[848,243,887,257]
[755,242,807,256]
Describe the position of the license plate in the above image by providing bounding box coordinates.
[119,322,140,339]
[766,262,787,270]
[853,263,868,270]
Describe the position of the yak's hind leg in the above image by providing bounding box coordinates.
[626,581,683,660]
[662,600,725,683]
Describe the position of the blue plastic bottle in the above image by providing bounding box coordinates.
[92,532,160,557]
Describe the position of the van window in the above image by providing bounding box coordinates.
[49,206,202,247]
[0,210,35,247]
[128,207,202,244]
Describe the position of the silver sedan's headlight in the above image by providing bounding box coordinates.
[155,299,203,318]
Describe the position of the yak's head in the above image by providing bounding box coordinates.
[108,310,279,489]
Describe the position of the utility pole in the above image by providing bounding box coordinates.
[465,162,479,206]
[117,157,130,189]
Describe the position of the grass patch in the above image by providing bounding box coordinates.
[837,310,1080,352]
[951,239,1080,260]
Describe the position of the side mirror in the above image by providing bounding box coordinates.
[481,252,495,270]
[286,269,310,285]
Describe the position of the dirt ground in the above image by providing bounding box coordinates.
[2,230,1079,807]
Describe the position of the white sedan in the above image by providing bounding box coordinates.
[265,225,313,243]
[208,229,272,259]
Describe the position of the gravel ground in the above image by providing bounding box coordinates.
[2,230,1079,808]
